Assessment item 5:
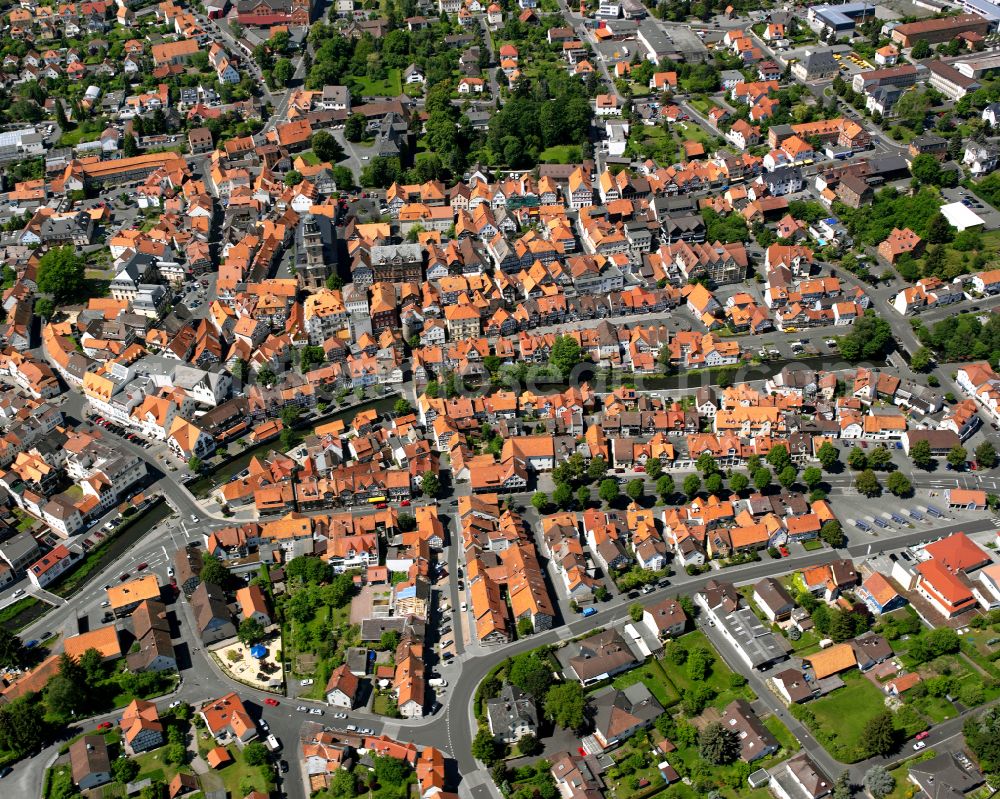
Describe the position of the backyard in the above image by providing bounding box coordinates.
[612,658,681,708]
[662,630,757,710]
[792,671,925,762]
[351,69,403,98]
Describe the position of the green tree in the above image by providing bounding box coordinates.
[821,520,844,548]
[683,473,701,498]
[544,682,586,730]
[78,648,105,685]
[300,346,325,373]
[113,757,140,784]
[374,754,409,785]
[345,113,366,142]
[549,335,584,376]
[531,492,548,512]
[284,169,302,187]
[863,710,897,757]
[766,445,790,473]
[238,617,266,646]
[847,447,868,471]
[947,445,968,470]
[272,58,294,88]
[686,647,713,681]
[869,445,893,471]
[380,630,401,651]
[864,766,894,799]
[37,246,85,304]
[976,441,997,469]
[599,478,620,505]
[393,398,413,416]
[802,467,822,490]
[753,469,771,492]
[886,471,912,497]
[626,479,644,501]
[910,347,933,372]
[509,652,554,699]
[818,441,839,471]
[553,482,573,510]
[0,694,47,755]
[329,769,356,799]
[576,485,591,509]
[629,603,644,622]
[838,311,893,361]
[778,465,798,489]
[594,586,610,602]
[256,366,277,388]
[698,722,740,765]
[644,457,662,479]
[187,456,202,473]
[0,629,25,669]
[311,130,345,163]
[421,471,440,497]
[472,728,501,765]
[123,133,138,158]
[243,742,269,766]
[517,617,534,637]
[588,456,608,482]
[34,297,55,320]
[199,555,230,588]
[518,733,541,756]
[696,452,718,475]
[910,439,934,470]
[705,473,723,495]
[657,473,675,500]
[856,469,882,497]
[911,39,931,59]
[833,772,853,799]
[729,472,749,494]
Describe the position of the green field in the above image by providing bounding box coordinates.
[663,630,756,709]
[352,68,403,98]
[612,658,682,708]
[539,144,582,164]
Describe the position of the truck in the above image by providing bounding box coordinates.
[582,606,597,617]
[429,678,448,688]
[265,734,281,752]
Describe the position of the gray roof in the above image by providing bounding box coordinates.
[486,683,538,736]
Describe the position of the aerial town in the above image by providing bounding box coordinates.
[3,1,1000,799]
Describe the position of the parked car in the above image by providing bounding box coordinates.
[296,706,308,712]
[308,708,323,716]
[97,722,113,730]
[582,607,597,617]
[264,698,280,707]
[915,731,930,740]
[913,741,927,751]
[118,573,130,582]
[300,679,314,687]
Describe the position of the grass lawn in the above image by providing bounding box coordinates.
[802,540,824,551]
[612,658,681,708]
[215,745,272,797]
[0,596,40,627]
[664,630,756,709]
[803,673,888,761]
[57,126,102,147]
[352,68,402,98]
[885,750,937,799]
[539,144,582,163]
[299,150,321,166]
[133,746,195,786]
[674,121,715,150]
[763,713,800,755]
[688,96,714,116]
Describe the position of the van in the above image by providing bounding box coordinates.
[429,678,448,687]
[265,734,281,751]
[582,606,597,617]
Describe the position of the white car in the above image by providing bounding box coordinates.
[334,712,348,719]
[169,701,181,708]
[296,706,308,712]
[300,679,314,687]
[309,708,324,716]
[913,741,927,751]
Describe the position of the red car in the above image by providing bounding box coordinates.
[264,698,280,707]
[401,499,411,507]
[635,466,645,473]
[136,562,148,571]
[97,722,113,730]
[375,502,387,509]
[779,546,790,557]
[915,731,930,740]
[577,747,586,757]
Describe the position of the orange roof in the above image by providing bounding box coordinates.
[107,574,161,610]
[206,746,231,768]
[63,625,121,661]
[862,573,898,607]
[804,643,856,679]
[924,532,990,573]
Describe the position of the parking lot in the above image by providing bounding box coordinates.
[941,186,1000,232]
[834,486,996,541]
